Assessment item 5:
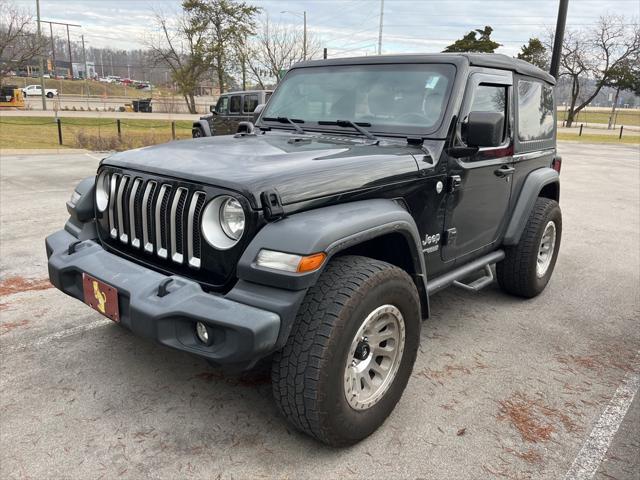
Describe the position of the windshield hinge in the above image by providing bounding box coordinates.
[261,189,285,220]
[406,136,424,146]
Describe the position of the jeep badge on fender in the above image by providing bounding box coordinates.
[46,53,561,447]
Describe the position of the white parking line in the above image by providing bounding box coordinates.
[1,318,112,354]
[564,355,640,480]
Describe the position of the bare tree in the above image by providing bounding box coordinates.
[556,15,640,127]
[247,16,321,88]
[146,6,214,113]
[0,0,46,83]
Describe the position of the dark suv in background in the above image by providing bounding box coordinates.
[192,89,272,137]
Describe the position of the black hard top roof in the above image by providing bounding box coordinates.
[293,53,555,84]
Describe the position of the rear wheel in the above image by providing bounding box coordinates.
[271,255,421,446]
[192,127,204,138]
[46,92,54,98]
[497,197,562,298]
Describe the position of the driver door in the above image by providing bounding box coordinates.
[442,71,514,262]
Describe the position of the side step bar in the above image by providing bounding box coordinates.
[427,250,505,295]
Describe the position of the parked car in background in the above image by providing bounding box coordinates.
[21,84,58,98]
[192,89,272,137]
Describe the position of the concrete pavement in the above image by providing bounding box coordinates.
[0,143,638,479]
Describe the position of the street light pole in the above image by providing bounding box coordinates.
[378,0,384,55]
[35,0,47,110]
[281,10,307,60]
[303,11,307,60]
[549,0,569,79]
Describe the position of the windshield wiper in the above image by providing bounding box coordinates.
[262,116,305,134]
[318,119,378,141]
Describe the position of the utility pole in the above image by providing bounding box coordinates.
[35,0,47,110]
[48,22,55,76]
[81,34,90,101]
[377,0,384,55]
[549,0,569,79]
[303,11,307,60]
[66,24,73,77]
[100,50,104,78]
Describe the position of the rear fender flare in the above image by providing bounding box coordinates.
[503,167,559,245]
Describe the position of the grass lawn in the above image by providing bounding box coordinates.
[557,131,640,145]
[557,109,640,127]
[0,116,194,149]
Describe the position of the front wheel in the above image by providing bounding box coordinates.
[192,127,204,138]
[271,255,421,446]
[497,197,562,298]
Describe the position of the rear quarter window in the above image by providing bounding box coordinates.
[517,80,554,141]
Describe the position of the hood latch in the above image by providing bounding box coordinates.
[261,189,285,220]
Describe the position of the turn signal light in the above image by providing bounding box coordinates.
[297,253,327,273]
[256,250,327,273]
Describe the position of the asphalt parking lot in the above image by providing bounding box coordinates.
[1,142,638,479]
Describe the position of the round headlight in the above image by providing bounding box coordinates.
[220,197,245,240]
[96,171,110,212]
[201,196,245,250]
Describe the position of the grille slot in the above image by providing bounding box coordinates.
[154,184,171,259]
[128,178,142,248]
[116,175,130,243]
[187,191,206,269]
[170,187,188,264]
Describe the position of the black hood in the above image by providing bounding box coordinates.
[103,132,425,208]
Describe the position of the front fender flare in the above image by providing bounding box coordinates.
[192,120,212,136]
[503,167,559,245]
[237,199,427,293]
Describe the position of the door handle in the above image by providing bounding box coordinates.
[494,165,515,177]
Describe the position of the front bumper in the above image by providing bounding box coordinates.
[46,229,284,370]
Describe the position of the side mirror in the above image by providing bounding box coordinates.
[209,105,217,114]
[464,111,504,148]
[253,103,266,123]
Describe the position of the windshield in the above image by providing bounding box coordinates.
[261,63,456,136]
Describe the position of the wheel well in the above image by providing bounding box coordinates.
[333,232,429,318]
[539,181,559,201]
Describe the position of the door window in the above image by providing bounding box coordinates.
[243,94,258,113]
[463,84,508,145]
[216,96,229,115]
[229,95,241,114]
[517,80,554,141]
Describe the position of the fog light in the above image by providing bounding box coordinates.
[196,321,212,345]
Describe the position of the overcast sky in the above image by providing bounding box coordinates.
[15,0,640,57]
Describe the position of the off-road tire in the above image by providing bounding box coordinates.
[497,197,562,298]
[271,255,421,446]
[192,127,204,138]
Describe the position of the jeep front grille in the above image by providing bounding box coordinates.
[105,174,205,269]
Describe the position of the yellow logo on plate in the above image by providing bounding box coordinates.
[92,280,107,314]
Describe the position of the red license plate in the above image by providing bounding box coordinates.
[82,273,120,322]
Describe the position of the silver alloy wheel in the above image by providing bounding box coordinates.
[343,304,406,410]
[537,220,557,278]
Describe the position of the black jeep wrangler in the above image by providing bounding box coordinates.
[47,53,561,446]
[192,89,272,138]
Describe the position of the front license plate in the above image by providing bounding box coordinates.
[82,273,120,322]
